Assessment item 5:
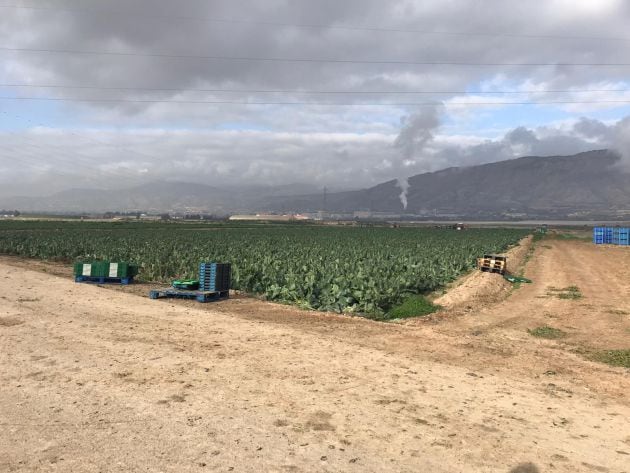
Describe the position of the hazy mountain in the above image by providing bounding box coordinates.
[0,181,322,213]
[264,150,630,218]
[3,150,629,218]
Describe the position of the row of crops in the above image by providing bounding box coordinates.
[0,221,529,314]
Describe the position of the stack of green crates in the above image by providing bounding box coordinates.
[73,261,138,279]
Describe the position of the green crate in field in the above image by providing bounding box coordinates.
[74,261,138,278]
[105,262,138,278]
[74,262,102,277]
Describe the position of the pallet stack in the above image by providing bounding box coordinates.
[199,263,231,293]
[149,262,231,303]
[593,227,629,245]
[477,254,507,275]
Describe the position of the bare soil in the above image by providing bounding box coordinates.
[1,236,629,472]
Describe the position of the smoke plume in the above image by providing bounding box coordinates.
[396,178,410,209]
[393,106,442,209]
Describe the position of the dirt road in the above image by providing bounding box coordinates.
[0,238,629,472]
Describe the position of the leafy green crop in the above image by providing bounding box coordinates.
[383,295,439,320]
[0,221,527,315]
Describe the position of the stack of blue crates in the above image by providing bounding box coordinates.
[198,262,231,292]
[593,227,629,245]
[613,227,630,245]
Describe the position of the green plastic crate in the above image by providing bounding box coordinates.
[74,261,138,278]
[172,279,200,290]
[73,262,104,277]
[107,262,138,278]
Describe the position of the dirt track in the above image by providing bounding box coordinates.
[1,238,629,472]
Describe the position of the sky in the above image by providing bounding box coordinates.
[1,0,630,197]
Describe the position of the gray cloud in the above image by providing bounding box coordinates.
[3,1,630,107]
[3,114,629,200]
[1,1,630,197]
[433,115,630,171]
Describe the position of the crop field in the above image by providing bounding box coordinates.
[0,221,528,315]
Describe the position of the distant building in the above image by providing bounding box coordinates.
[229,214,309,222]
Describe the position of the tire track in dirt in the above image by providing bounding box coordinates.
[1,260,629,472]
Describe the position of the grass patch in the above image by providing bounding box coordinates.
[521,231,543,267]
[527,326,567,339]
[383,295,440,320]
[532,232,546,242]
[547,285,582,300]
[507,234,539,296]
[591,350,630,368]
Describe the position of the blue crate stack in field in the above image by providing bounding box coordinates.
[593,227,629,245]
[149,262,231,303]
[199,262,231,292]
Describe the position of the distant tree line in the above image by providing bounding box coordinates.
[0,210,20,216]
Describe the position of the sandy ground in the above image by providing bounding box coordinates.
[0,236,629,472]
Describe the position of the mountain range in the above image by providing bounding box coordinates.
[2,150,629,219]
[266,149,630,218]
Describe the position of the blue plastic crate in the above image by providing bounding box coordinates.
[604,228,614,244]
[198,262,231,292]
[595,226,630,245]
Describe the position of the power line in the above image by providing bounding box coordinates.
[3,46,630,67]
[2,96,630,107]
[0,83,629,95]
[1,4,629,43]
[0,109,160,178]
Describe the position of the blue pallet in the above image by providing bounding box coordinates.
[149,289,229,303]
[75,275,134,285]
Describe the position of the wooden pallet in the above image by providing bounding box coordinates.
[477,256,506,275]
[75,275,134,285]
[148,289,229,303]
